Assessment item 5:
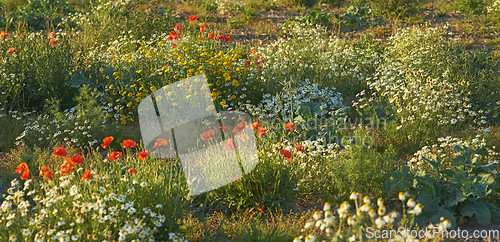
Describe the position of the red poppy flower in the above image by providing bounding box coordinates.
[280,149,292,161]
[295,144,304,152]
[52,147,68,157]
[167,31,180,40]
[257,128,267,138]
[199,23,206,33]
[251,121,260,129]
[128,167,137,174]
[200,129,216,141]
[42,171,53,180]
[250,49,256,54]
[232,121,248,135]
[216,35,224,40]
[67,155,84,166]
[154,138,168,148]
[258,205,263,213]
[20,170,30,180]
[49,39,58,45]
[174,25,182,31]
[226,139,236,151]
[224,36,231,42]
[7,47,18,55]
[122,139,136,149]
[1,31,7,38]
[172,43,177,48]
[60,162,72,175]
[39,166,49,176]
[109,151,123,161]
[208,32,215,39]
[285,123,295,131]
[81,170,91,181]
[138,151,148,161]
[240,133,250,143]
[246,60,251,67]
[15,163,29,174]
[260,39,265,45]
[101,136,114,149]
[188,15,198,21]
[47,32,56,39]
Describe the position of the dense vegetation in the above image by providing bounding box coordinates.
[0,0,499,241]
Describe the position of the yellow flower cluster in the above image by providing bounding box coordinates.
[98,33,257,124]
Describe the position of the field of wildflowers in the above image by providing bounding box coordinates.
[1,0,500,241]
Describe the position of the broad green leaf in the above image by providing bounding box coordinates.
[460,201,491,225]
[422,154,440,172]
[445,190,466,207]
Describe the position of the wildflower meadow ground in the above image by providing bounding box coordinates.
[0,0,500,241]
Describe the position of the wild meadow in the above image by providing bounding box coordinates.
[0,0,499,241]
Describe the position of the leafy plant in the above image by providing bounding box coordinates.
[368,0,420,18]
[300,10,333,29]
[0,30,77,111]
[334,5,381,28]
[455,0,487,14]
[385,141,500,228]
[3,0,73,30]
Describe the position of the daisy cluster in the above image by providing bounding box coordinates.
[246,78,345,123]
[487,0,500,18]
[215,0,247,15]
[294,192,454,242]
[61,0,132,30]
[356,25,493,131]
[14,107,105,149]
[0,170,182,241]
[408,135,499,173]
[246,21,380,90]
[261,138,344,193]
[263,138,342,162]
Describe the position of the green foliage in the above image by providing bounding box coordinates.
[237,220,289,241]
[61,0,177,52]
[2,0,73,30]
[0,30,77,111]
[197,0,217,11]
[368,0,420,18]
[385,143,500,228]
[455,0,487,14]
[295,140,397,203]
[203,153,299,214]
[0,115,25,151]
[14,85,123,150]
[334,5,381,28]
[300,10,333,29]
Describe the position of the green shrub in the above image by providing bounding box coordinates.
[385,136,500,228]
[334,5,381,29]
[2,0,73,30]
